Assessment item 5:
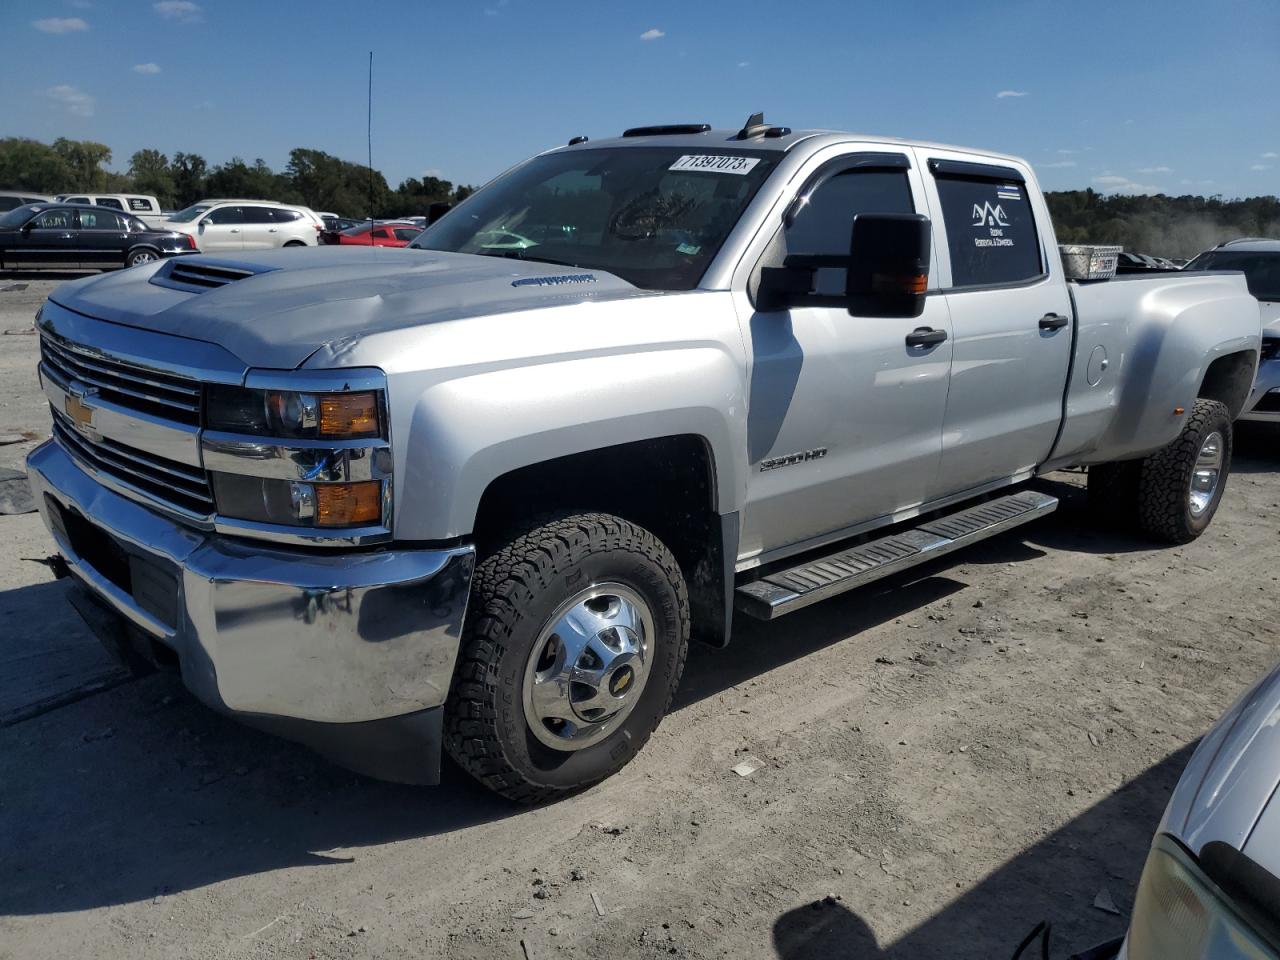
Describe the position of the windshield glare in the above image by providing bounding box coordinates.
[410,147,778,290]
[1186,250,1280,301]
[166,204,212,223]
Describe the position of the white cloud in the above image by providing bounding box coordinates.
[132,62,161,75]
[1262,152,1279,159]
[153,1,202,22]
[33,17,88,33]
[996,89,1028,98]
[1251,163,1273,171]
[1135,165,1172,174]
[45,84,95,117]
[1093,174,1161,195]
[639,28,664,40]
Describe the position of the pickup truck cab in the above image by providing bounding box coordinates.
[26,117,1261,801]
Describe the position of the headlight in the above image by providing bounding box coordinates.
[1125,835,1276,959]
[203,378,392,536]
[206,385,381,439]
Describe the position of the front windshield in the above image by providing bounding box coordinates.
[1185,251,1280,301]
[410,146,778,290]
[166,203,213,223]
[0,206,39,229]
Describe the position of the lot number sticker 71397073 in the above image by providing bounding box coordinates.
[669,155,761,175]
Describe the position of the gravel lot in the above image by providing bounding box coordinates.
[1,277,1277,959]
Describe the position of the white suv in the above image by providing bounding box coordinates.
[159,199,323,253]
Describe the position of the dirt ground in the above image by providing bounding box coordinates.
[0,277,1277,960]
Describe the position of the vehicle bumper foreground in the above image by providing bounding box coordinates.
[27,439,475,784]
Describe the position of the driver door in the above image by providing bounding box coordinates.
[738,155,953,560]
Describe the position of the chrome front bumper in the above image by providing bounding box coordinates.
[27,438,475,729]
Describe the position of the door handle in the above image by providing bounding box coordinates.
[905,327,948,348]
[1039,313,1070,331]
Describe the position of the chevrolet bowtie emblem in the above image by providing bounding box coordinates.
[64,381,100,439]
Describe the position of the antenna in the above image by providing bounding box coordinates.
[367,51,375,229]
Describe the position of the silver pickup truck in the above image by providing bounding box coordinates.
[27,117,1261,802]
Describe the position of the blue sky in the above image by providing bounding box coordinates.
[3,0,1277,198]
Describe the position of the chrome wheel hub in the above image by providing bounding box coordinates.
[522,583,653,751]
[1189,430,1224,518]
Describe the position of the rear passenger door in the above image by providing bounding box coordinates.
[238,206,277,250]
[76,208,129,269]
[917,151,1072,493]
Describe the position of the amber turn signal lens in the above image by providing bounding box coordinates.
[315,481,382,527]
[318,392,379,438]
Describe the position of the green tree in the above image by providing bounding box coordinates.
[51,138,112,191]
[0,137,74,191]
[128,149,177,206]
[169,152,208,208]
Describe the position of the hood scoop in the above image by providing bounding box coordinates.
[152,259,271,292]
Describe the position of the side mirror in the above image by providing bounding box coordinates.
[845,213,931,318]
[755,212,931,318]
[426,201,452,225]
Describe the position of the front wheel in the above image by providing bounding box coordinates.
[1136,398,1233,543]
[444,513,689,803]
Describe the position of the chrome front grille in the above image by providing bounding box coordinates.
[51,409,215,517]
[40,332,202,426]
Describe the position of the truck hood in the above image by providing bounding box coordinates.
[48,246,655,370]
[1160,660,1280,877]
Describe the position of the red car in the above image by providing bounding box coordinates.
[336,222,423,247]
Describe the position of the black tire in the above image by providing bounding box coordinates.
[126,247,158,267]
[1086,460,1141,528]
[1136,398,1232,544]
[444,513,689,804]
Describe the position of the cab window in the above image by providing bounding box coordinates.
[786,166,915,295]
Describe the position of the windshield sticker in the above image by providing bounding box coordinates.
[669,155,760,175]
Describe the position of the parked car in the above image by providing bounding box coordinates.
[26,116,1260,801]
[158,199,323,252]
[54,193,167,226]
[319,215,364,245]
[1081,660,1280,958]
[336,221,422,247]
[0,203,196,271]
[1184,239,1280,424]
[0,191,54,212]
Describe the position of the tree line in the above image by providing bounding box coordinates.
[2,137,1277,255]
[0,137,473,218]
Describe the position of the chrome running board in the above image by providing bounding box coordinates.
[735,490,1058,620]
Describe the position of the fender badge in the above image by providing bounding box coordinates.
[511,274,598,288]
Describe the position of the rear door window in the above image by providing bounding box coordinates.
[80,209,125,230]
[934,174,1042,287]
